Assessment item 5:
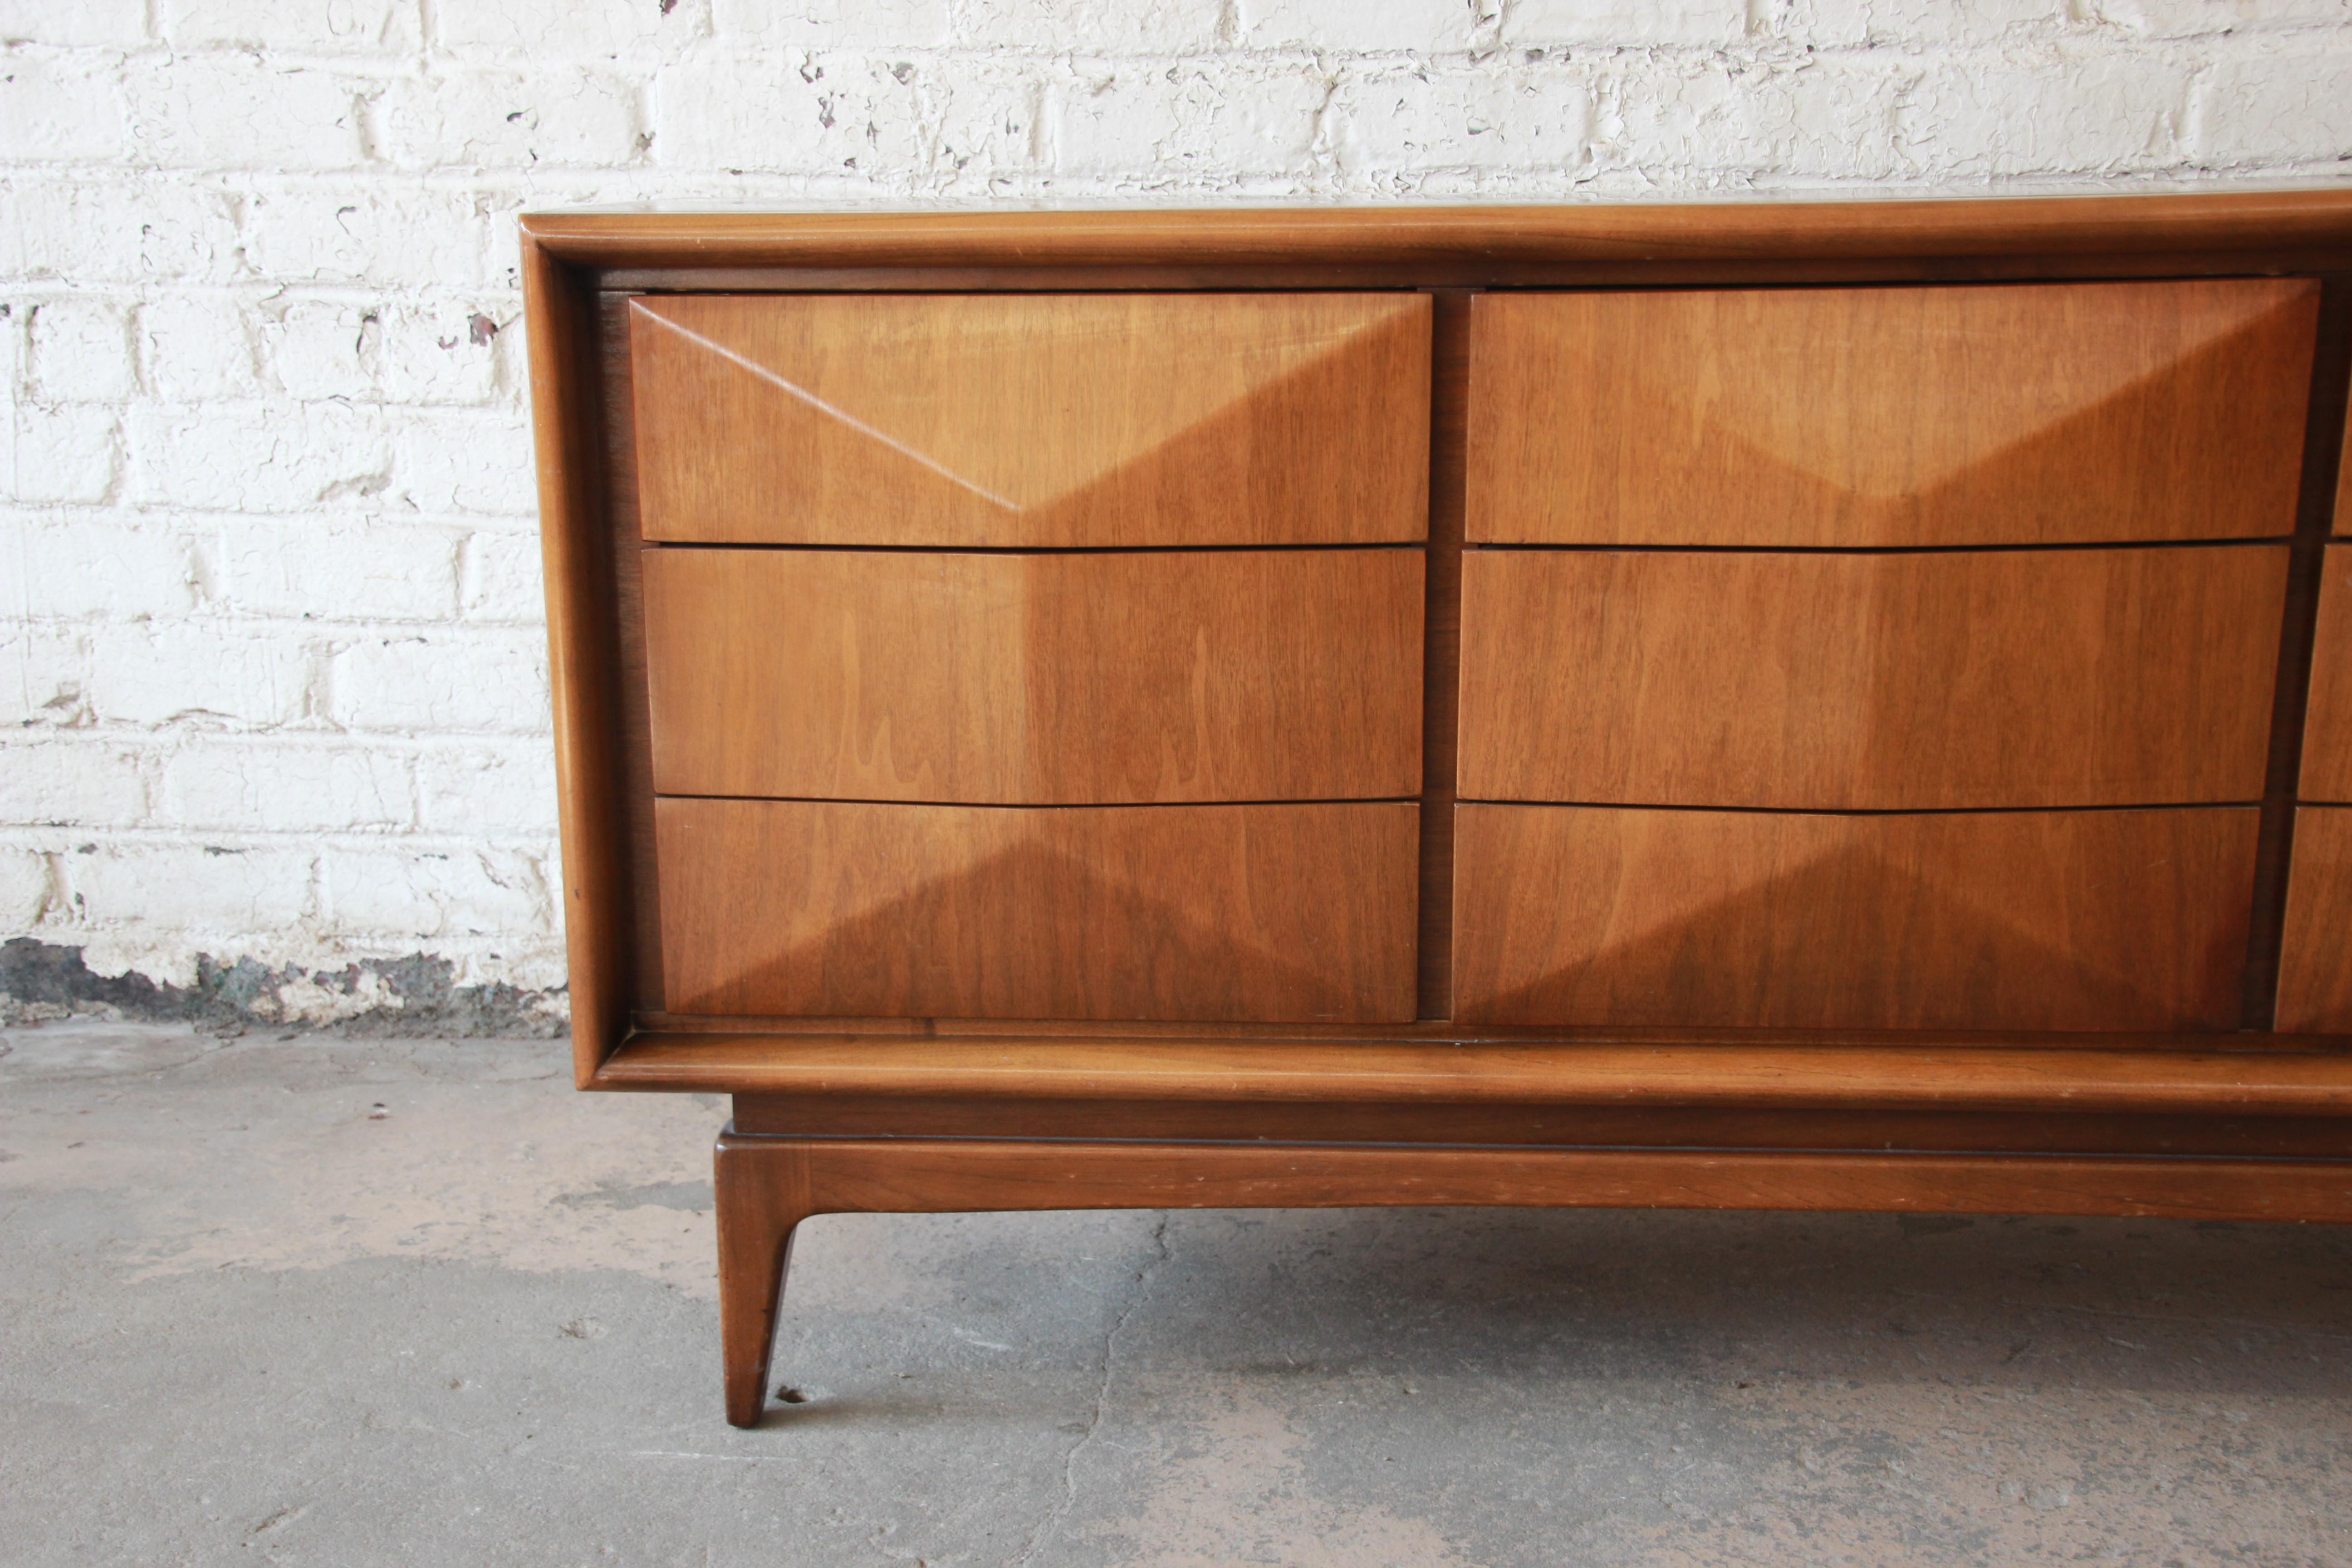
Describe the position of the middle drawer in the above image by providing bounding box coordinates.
[1459,544,2286,810]
[645,547,1425,804]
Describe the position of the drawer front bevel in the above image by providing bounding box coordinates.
[1451,804,2260,1032]
[2279,806,2352,1034]
[1457,544,2287,810]
[644,546,1424,804]
[655,798,1421,1023]
[1467,279,2318,547]
[630,292,1432,548]
[2302,545,2352,802]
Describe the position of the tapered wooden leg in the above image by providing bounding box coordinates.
[715,1129,815,1428]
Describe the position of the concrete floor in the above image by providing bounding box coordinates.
[4,1025,2351,1568]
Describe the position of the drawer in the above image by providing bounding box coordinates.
[654,798,1421,1021]
[2301,545,2352,802]
[1457,545,2285,809]
[629,292,1431,548]
[1466,280,2317,547]
[2280,806,2352,1033]
[644,547,1423,804]
[1451,804,2258,1030]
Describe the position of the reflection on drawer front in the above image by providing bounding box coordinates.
[656,798,1421,1021]
[1457,546,2286,809]
[1451,804,2258,1030]
[630,293,1432,548]
[2300,546,2352,802]
[1467,280,2317,546]
[2279,807,2352,1034]
[645,548,1424,804]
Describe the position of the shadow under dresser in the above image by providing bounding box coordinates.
[520,191,2352,1426]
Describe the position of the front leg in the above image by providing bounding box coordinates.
[714,1129,816,1427]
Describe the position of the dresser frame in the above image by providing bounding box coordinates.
[521,192,2352,1426]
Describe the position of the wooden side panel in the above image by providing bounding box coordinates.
[1452,805,2260,1031]
[630,292,1431,547]
[643,548,1422,804]
[656,799,1421,1022]
[2279,806,2352,1033]
[2302,545,2352,801]
[1458,545,2286,809]
[1468,280,2318,546]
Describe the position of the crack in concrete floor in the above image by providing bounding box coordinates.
[3,1021,2351,1565]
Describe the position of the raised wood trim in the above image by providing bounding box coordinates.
[596,1034,2352,1115]
[522,191,2352,271]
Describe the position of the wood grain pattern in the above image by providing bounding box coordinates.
[1452,805,2261,1031]
[1458,545,2286,809]
[601,1032,2352,1113]
[2302,545,2352,802]
[714,1126,2352,1418]
[522,190,2352,274]
[642,547,1422,804]
[729,1094,2352,1158]
[655,798,1421,1021]
[2279,807,2352,1034]
[629,292,1431,548]
[1467,280,2318,546]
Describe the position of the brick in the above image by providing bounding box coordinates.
[161,0,421,51]
[0,47,132,162]
[85,623,315,727]
[1335,65,1594,175]
[1241,0,1479,52]
[239,183,491,288]
[2082,0,2352,38]
[140,294,265,402]
[0,626,89,727]
[0,0,147,46]
[0,846,50,927]
[947,0,1218,50]
[0,512,201,617]
[1752,0,2062,48]
[328,629,547,734]
[1505,0,1746,47]
[320,845,549,938]
[27,296,136,402]
[0,179,245,284]
[653,55,1044,180]
[710,0,952,49]
[1897,49,2195,176]
[2197,45,2352,164]
[1053,62,1332,180]
[382,69,641,170]
[439,0,696,56]
[124,56,369,171]
[1599,56,1908,181]
[458,528,544,622]
[161,738,413,831]
[0,740,149,827]
[61,841,314,931]
[416,741,557,836]
[261,297,381,400]
[131,401,392,512]
[392,406,537,514]
[7,404,118,502]
[378,301,509,405]
[212,516,462,623]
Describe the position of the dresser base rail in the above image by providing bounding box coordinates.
[712,1126,2352,1427]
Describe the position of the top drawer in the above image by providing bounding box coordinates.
[630,292,1432,548]
[1467,279,2317,547]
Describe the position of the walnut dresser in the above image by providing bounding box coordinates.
[521,192,2352,1427]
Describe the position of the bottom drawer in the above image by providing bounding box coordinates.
[1452,804,2258,1031]
[2280,807,2352,1034]
[655,798,1420,1022]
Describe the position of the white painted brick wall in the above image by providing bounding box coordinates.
[0,0,2348,1018]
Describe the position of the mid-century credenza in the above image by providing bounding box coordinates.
[522,192,2352,1426]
